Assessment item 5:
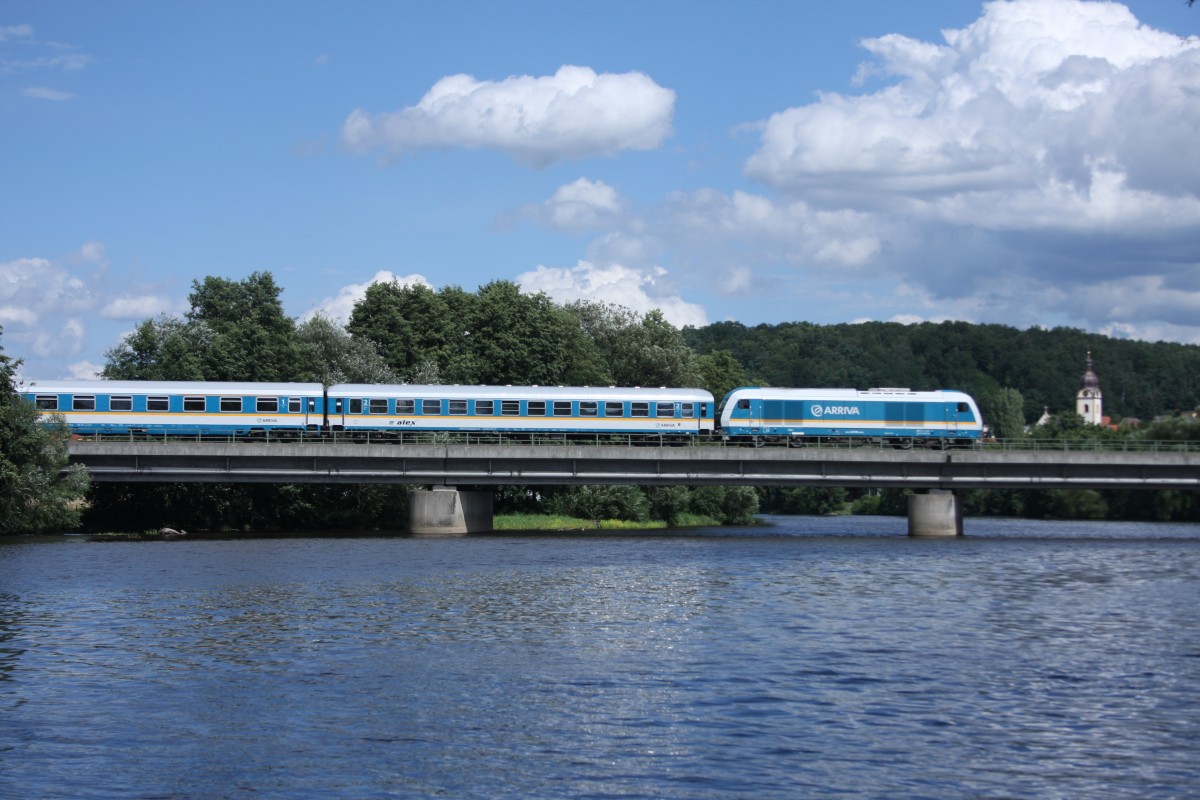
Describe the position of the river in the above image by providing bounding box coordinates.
[2,516,1198,799]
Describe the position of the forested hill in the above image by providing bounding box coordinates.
[682,320,1200,422]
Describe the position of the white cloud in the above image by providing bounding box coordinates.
[21,86,74,101]
[33,318,84,358]
[521,178,626,232]
[67,360,102,379]
[516,261,707,329]
[745,1,1200,217]
[100,295,177,320]
[0,24,33,42]
[342,65,675,167]
[0,306,38,325]
[300,270,432,324]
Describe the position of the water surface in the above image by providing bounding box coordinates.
[2,517,1198,798]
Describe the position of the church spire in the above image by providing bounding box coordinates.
[1077,352,1102,424]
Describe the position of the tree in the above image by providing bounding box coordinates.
[295,315,398,386]
[983,387,1026,440]
[0,329,90,534]
[695,349,747,403]
[610,309,699,388]
[187,272,303,381]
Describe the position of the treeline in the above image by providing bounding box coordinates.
[6,270,1200,533]
[684,320,1200,423]
[83,272,756,532]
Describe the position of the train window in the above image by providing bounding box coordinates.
[288,398,302,414]
[737,399,750,410]
[73,395,96,411]
[110,396,133,411]
[369,399,388,414]
[553,401,572,416]
[396,399,415,415]
[147,396,169,411]
[35,395,58,410]
[656,402,675,418]
[501,400,520,416]
[604,401,623,417]
[449,400,468,415]
[350,399,363,414]
[631,402,649,417]
[183,397,205,412]
[422,399,441,415]
[257,397,279,413]
[220,397,242,412]
[681,403,694,418]
[579,401,597,417]
[527,401,546,416]
[476,400,494,415]
[957,402,970,413]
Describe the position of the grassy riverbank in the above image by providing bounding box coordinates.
[494,512,722,531]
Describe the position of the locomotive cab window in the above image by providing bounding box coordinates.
[369,399,388,414]
[957,402,970,413]
[580,401,597,417]
[183,397,206,412]
[35,395,58,410]
[396,399,414,415]
[449,400,468,415]
[147,396,169,412]
[604,401,623,417]
[110,396,133,411]
[737,399,751,410]
[476,400,494,415]
[421,399,441,415]
[501,400,520,416]
[553,401,572,416]
[220,397,242,412]
[73,395,96,411]
[257,397,279,413]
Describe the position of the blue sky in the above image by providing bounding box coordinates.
[3,0,1199,379]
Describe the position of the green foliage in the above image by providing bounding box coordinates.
[980,387,1027,439]
[687,485,760,525]
[0,330,90,534]
[609,309,699,388]
[542,485,651,526]
[851,489,912,516]
[295,314,398,386]
[695,349,747,404]
[646,485,690,525]
[684,320,1200,422]
[347,280,607,385]
[104,272,302,382]
[761,486,848,515]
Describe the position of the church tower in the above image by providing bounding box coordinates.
[1076,352,1103,425]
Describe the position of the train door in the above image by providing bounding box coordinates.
[945,401,960,432]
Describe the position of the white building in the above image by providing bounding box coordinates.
[1076,352,1103,425]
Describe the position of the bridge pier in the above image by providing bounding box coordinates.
[907,490,963,537]
[408,487,494,536]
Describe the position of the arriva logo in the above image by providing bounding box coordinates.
[811,404,861,417]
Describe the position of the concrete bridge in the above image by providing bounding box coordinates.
[67,439,1199,537]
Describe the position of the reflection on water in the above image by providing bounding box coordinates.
[1,519,1198,798]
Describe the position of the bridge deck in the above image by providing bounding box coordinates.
[68,441,1200,490]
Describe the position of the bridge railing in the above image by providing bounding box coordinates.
[66,431,1200,453]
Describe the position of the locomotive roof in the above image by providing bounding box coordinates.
[721,387,974,402]
[18,379,324,395]
[329,384,714,402]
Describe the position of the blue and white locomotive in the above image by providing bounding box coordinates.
[19,380,325,436]
[327,384,715,438]
[718,387,983,446]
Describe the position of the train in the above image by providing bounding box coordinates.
[18,380,983,446]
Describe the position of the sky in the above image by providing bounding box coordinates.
[2,0,1199,380]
